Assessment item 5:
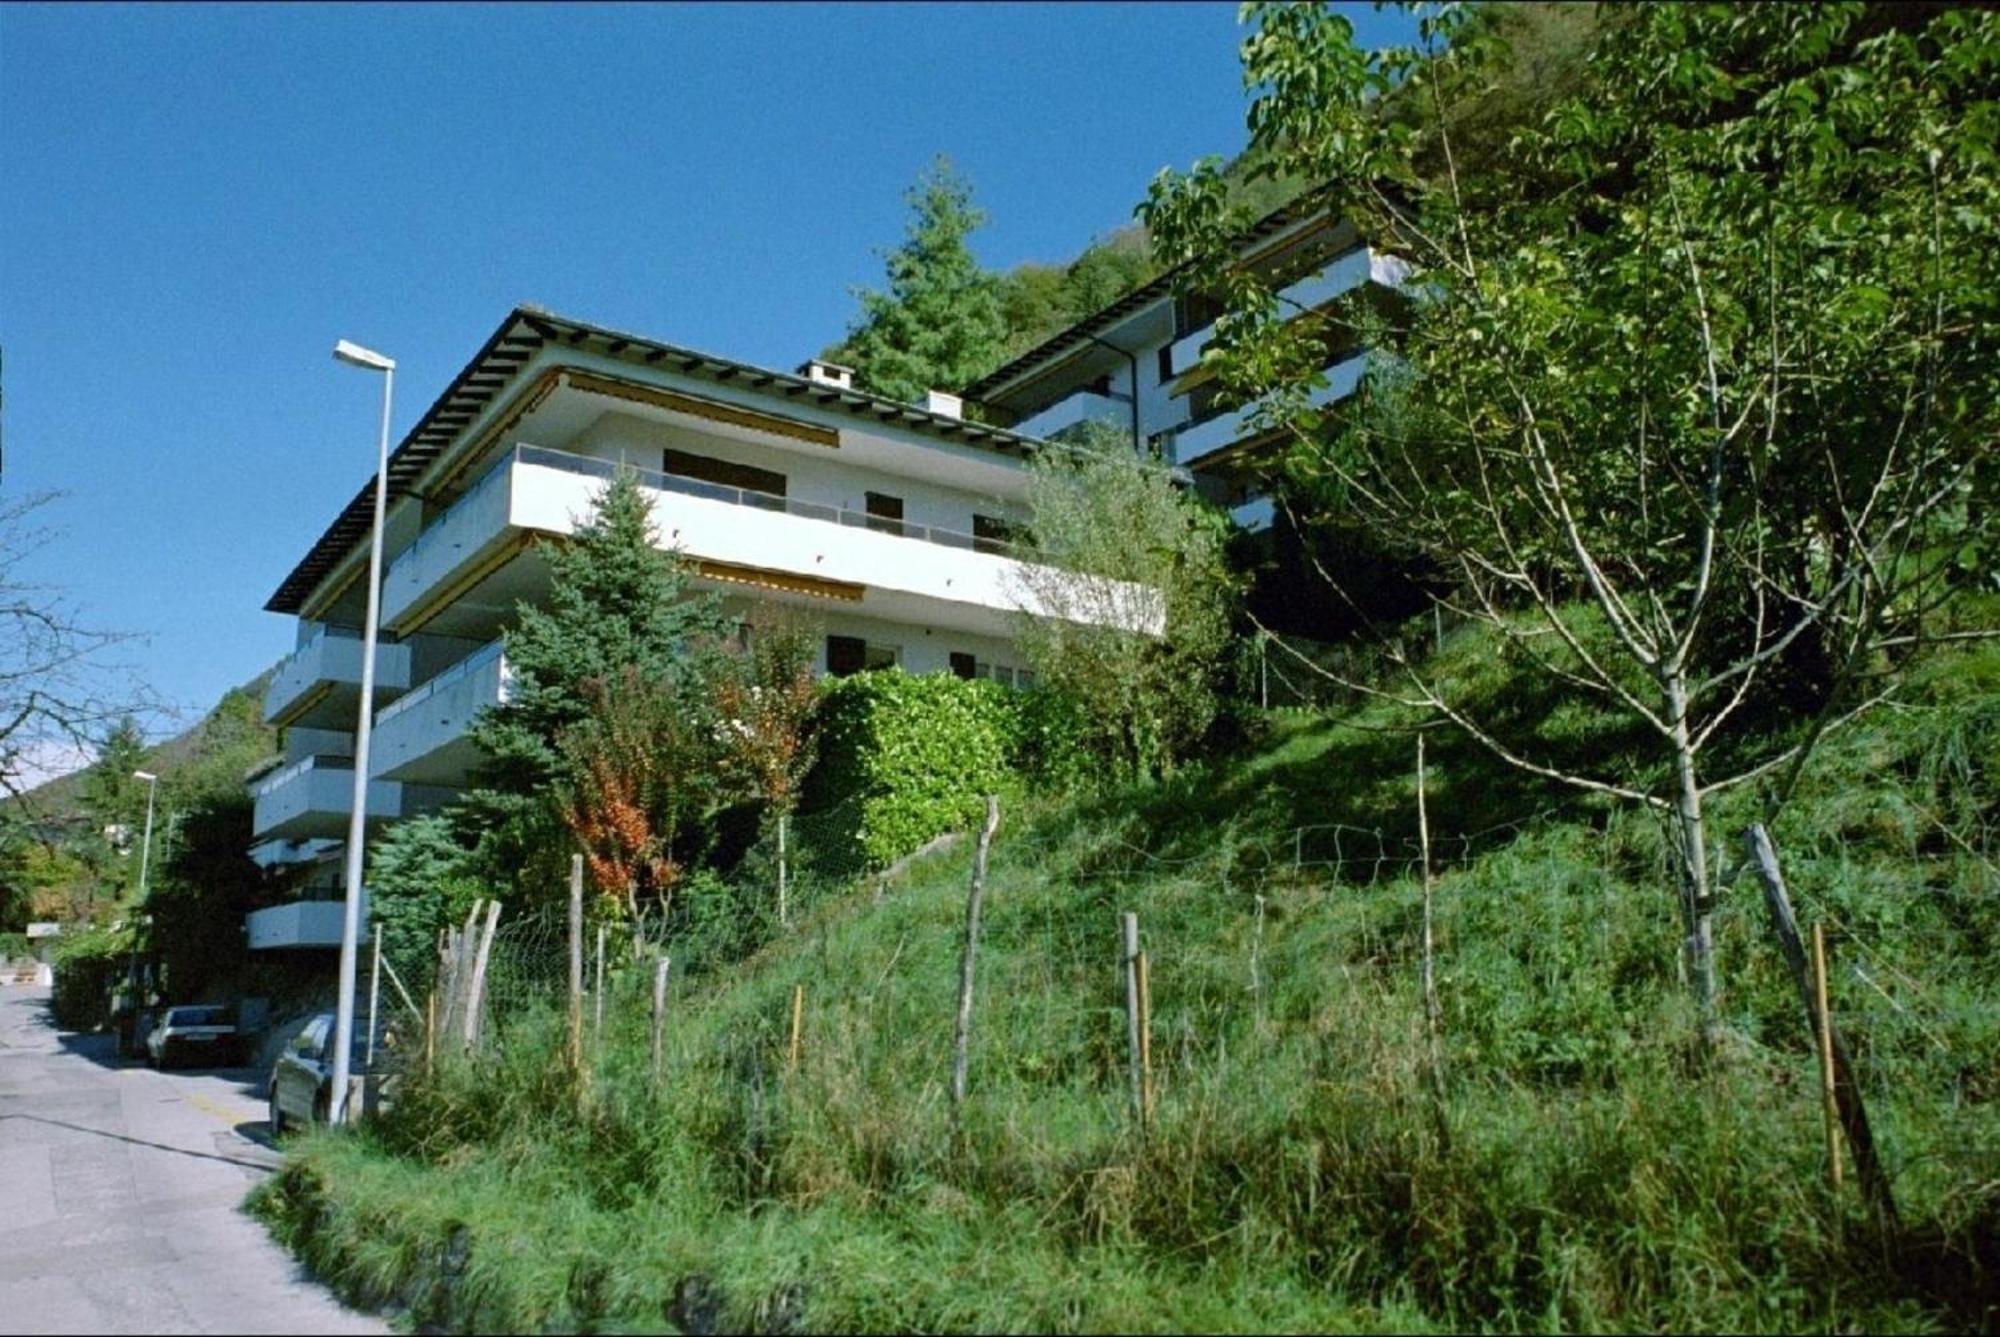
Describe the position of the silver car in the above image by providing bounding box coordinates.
[146,1004,240,1069]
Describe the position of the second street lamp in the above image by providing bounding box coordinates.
[132,769,159,903]
[330,337,395,1127]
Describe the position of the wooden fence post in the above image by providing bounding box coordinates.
[651,955,672,1088]
[1744,823,1897,1224]
[1813,921,1843,1190]
[777,812,790,929]
[951,796,1001,1125]
[1137,946,1155,1128]
[425,988,436,1080]
[367,923,384,1073]
[1249,893,1266,1032]
[788,983,804,1074]
[593,924,606,1051]
[1122,912,1144,1127]
[463,899,502,1050]
[568,855,585,1077]
[446,901,482,1041]
[1416,735,1450,1150]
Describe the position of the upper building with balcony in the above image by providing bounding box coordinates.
[960,201,1408,530]
[256,307,1162,832]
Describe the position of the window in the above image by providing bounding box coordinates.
[948,652,976,680]
[864,491,905,536]
[827,634,864,677]
[827,635,899,677]
[1173,289,1227,340]
[663,448,787,504]
[1157,344,1175,385]
[972,514,1017,555]
[971,660,1033,689]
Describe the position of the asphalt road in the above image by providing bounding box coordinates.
[0,985,384,1335]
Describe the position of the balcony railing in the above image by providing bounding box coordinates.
[383,443,1030,627]
[1168,353,1368,466]
[251,753,352,800]
[1168,247,1406,380]
[1011,388,1128,443]
[375,638,509,729]
[264,623,411,726]
[514,443,1026,559]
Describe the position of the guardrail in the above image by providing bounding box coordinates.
[250,754,354,799]
[389,442,1028,581]
[375,639,508,730]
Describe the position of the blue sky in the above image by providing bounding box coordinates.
[0,1,1413,755]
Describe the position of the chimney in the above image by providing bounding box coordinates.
[797,359,854,391]
[923,389,964,419]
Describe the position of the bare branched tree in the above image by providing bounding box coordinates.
[0,492,149,807]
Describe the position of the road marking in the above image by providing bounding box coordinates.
[185,1092,244,1127]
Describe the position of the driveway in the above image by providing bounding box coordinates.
[0,985,383,1335]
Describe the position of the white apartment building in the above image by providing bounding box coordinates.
[961,201,1410,532]
[246,307,1158,942]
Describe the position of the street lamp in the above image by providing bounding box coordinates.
[128,769,160,1044]
[330,337,395,1126]
[132,770,159,902]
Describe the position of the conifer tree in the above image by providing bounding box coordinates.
[473,470,729,793]
[841,157,1009,404]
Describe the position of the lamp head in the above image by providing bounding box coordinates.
[333,339,395,372]
[132,770,157,782]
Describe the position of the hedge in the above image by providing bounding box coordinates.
[50,923,134,1032]
[803,672,1091,869]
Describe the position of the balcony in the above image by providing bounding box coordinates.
[1170,353,1367,467]
[1012,388,1128,443]
[381,443,1160,641]
[369,640,510,784]
[1167,249,1410,380]
[264,626,412,729]
[246,897,369,951]
[249,754,444,842]
[248,835,342,871]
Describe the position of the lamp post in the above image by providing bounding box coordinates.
[131,770,159,903]
[330,338,395,1126]
[127,769,160,1047]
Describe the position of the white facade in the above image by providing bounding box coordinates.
[962,207,1407,531]
[251,309,1157,873]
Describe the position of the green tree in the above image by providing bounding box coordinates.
[470,469,737,913]
[366,813,482,973]
[838,157,1010,403]
[139,684,280,1002]
[76,715,150,906]
[473,470,729,794]
[1143,1,2000,1036]
[145,789,268,1002]
[1012,422,1236,781]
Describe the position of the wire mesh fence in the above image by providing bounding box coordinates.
[356,770,1995,1226]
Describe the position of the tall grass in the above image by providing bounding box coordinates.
[253,633,2000,1333]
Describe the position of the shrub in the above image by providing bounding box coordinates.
[50,922,133,1031]
[804,671,1088,869]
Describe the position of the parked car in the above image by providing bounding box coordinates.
[268,1011,389,1133]
[146,1004,241,1069]
[269,1012,333,1132]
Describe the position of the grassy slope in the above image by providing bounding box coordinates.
[253,627,2000,1334]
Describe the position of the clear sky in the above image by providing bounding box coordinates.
[0,1,1413,754]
